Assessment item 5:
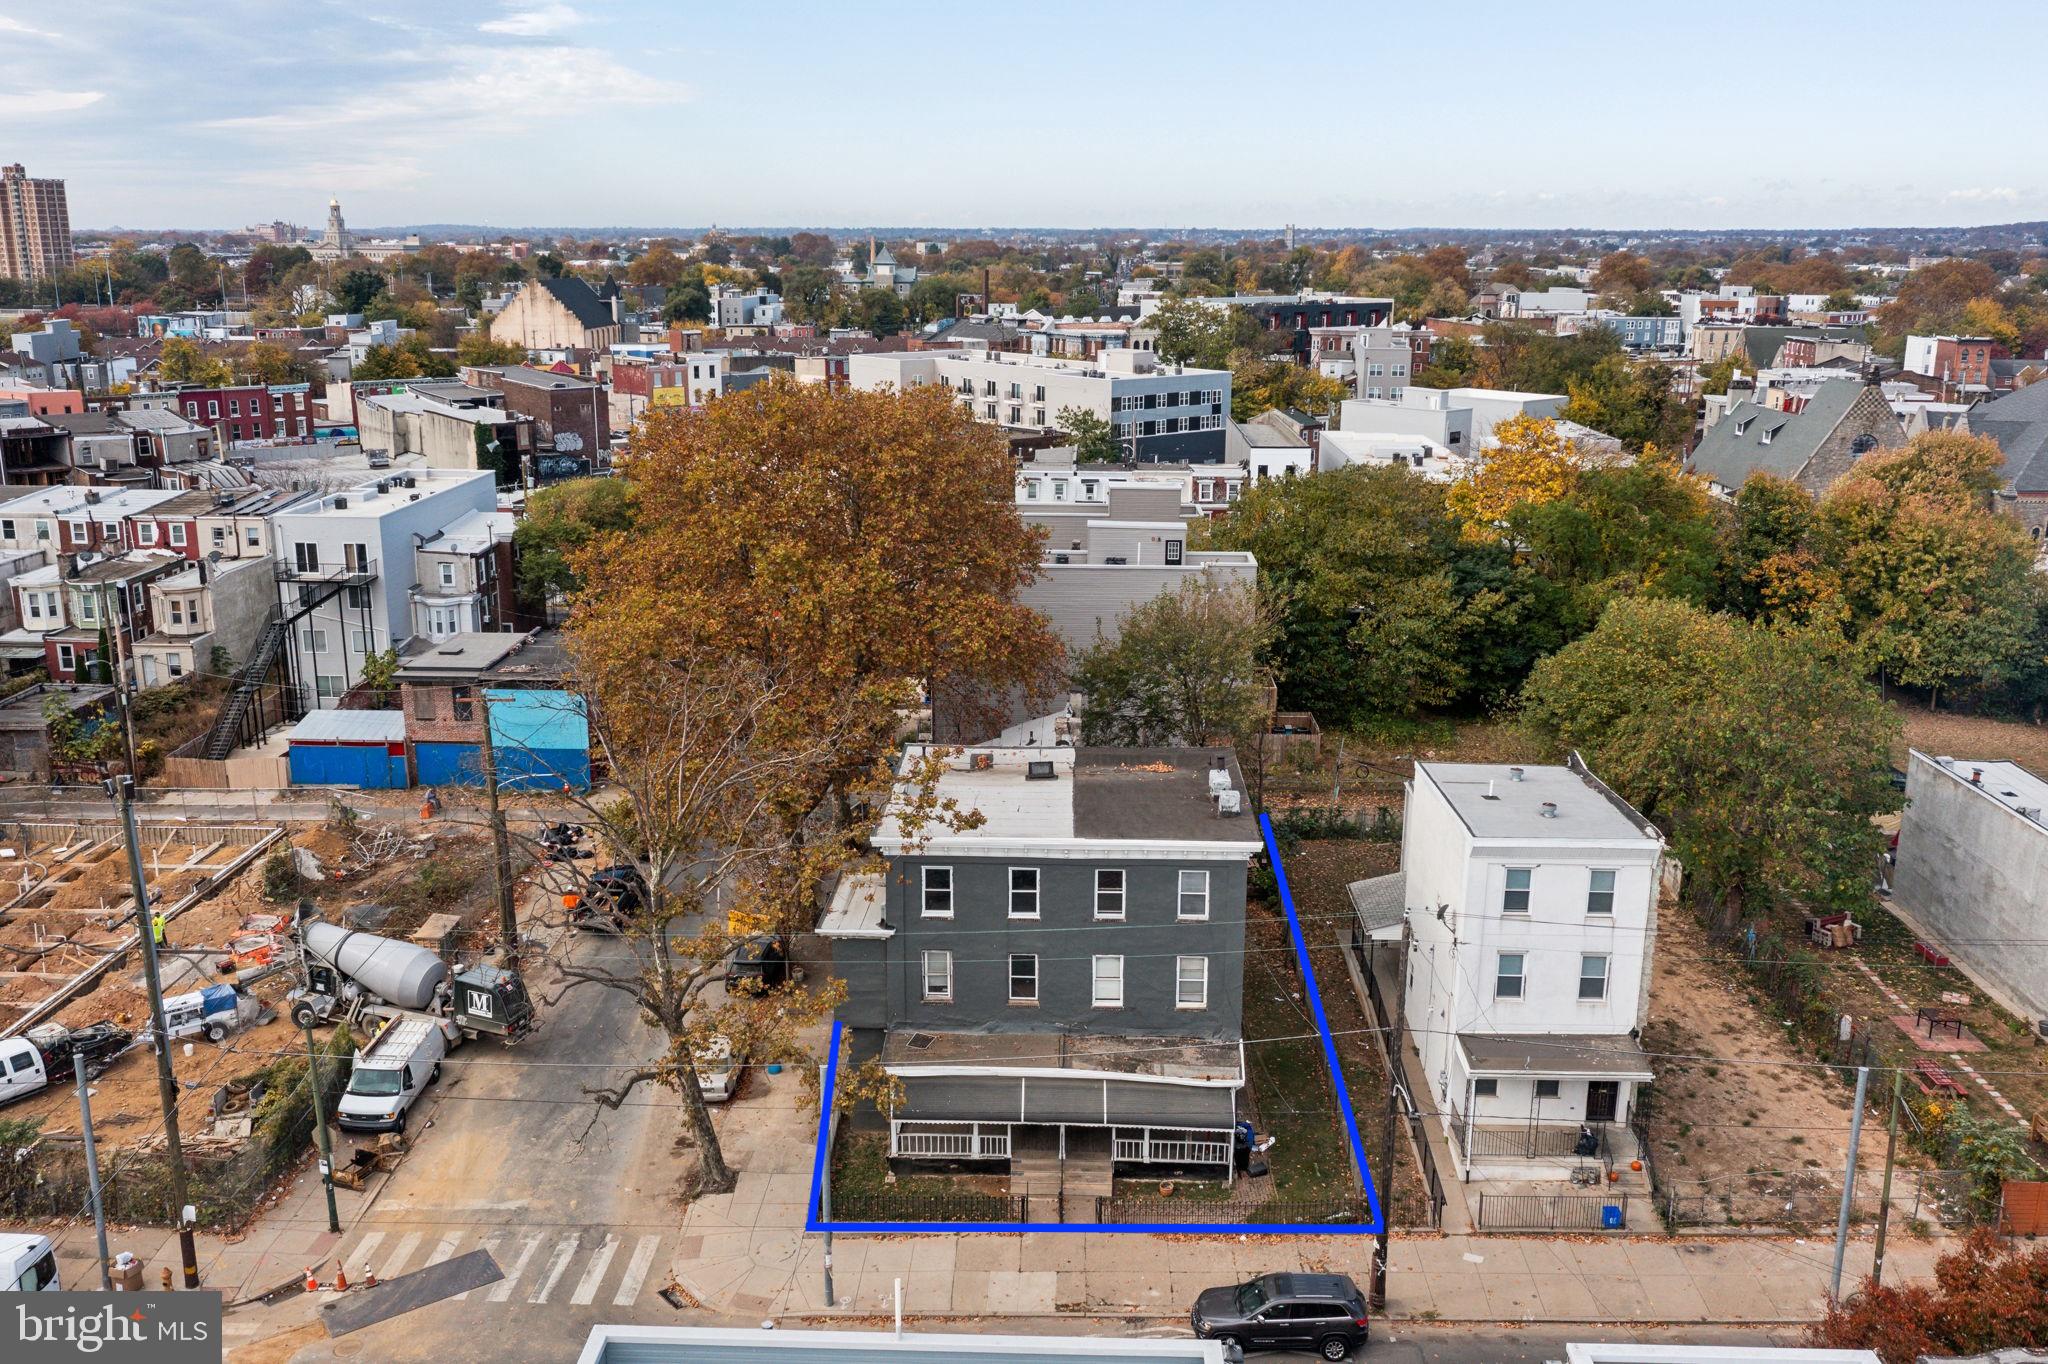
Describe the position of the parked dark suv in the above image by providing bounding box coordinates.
[1191,1273,1369,1359]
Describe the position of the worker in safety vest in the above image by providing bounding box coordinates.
[151,910,169,950]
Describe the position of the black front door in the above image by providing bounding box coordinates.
[1585,1081,1619,1124]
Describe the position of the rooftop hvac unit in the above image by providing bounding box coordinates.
[1208,764,1233,794]
[1025,760,1056,781]
[1214,788,1242,816]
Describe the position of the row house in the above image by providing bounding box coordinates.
[131,555,277,688]
[823,745,1263,1203]
[0,487,184,557]
[411,507,517,641]
[460,365,607,476]
[3,551,184,682]
[169,382,318,446]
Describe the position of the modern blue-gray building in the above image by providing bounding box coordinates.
[1584,315,1683,351]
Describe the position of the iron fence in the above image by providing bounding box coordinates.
[1100,1195,1373,1225]
[1353,929,1448,1228]
[825,1193,1026,1224]
[1476,1192,1628,1232]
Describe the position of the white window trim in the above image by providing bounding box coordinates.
[921,949,952,1002]
[1008,866,1039,920]
[1094,867,1125,921]
[1587,868,1617,916]
[1091,954,1124,1008]
[1496,951,1526,1000]
[921,865,953,918]
[1503,867,1532,914]
[1176,955,1209,1010]
[1579,953,1610,1001]
[1177,868,1210,921]
[1008,953,1038,1004]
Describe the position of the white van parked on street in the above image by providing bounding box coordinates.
[0,1234,60,1292]
[336,1012,453,1134]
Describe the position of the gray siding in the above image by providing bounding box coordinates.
[878,854,1245,1041]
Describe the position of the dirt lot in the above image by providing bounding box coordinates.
[1895,705,2048,774]
[1261,717,1547,817]
[2,813,515,1150]
[1639,907,1908,1227]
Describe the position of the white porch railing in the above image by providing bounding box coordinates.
[1111,1126,1232,1166]
[892,1121,1010,1160]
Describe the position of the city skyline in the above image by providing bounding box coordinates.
[4,0,2043,232]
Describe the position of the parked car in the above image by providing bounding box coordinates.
[695,1036,743,1103]
[1190,1273,1370,1360]
[574,865,648,933]
[724,935,789,992]
[0,1234,59,1292]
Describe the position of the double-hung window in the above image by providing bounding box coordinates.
[1495,952,1525,999]
[1008,867,1039,919]
[1008,954,1038,1004]
[1176,956,1208,1009]
[1503,867,1532,914]
[1177,869,1209,920]
[1094,868,1124,920]
[1579,953,1609,1001]
[1091,955,1123,1007]
[921,950,952,1001]
[921,866,953,918]
[1587,869,1616,915]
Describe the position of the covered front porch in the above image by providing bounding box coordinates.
[1447,1032,1656,1183]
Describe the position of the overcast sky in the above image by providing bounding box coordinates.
[6,0,2042,233]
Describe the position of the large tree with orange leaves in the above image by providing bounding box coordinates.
[1807,1230,2048,1363]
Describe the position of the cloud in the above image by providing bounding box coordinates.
[1943,187,2020,204]
[0,15,58,38]
[0,89,104,116]
[204,46,686,138]
[479,3,581,36]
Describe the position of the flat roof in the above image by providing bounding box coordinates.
[577,1327,1229,1364]
[874,746,1261,852]
[1909,750,2048,827]
[1459,1032,1656,1081]
[818,871,889,939]
[287,709,406,744]
[1417,760,1658,844]
[881,1029,1240,1083]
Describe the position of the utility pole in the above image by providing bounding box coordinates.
[1370,919,1411,1312]
[1871,1069,1903,1287]
[73,1053,113,1290]
[302,1020,341,1234]
[476,691,518,958]
[1829,1064,1870,1300]
[111,775,200,1288]
[98,583,139,776]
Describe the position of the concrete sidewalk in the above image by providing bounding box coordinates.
[673,1067,1946,1327]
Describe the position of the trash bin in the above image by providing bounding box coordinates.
[1601,1204,1623,1230]
[113,1252,145,1291]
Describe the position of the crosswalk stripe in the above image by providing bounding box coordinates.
[380,1231,424,1282]
[487,1233,545,1304]
[569,1235,619,1307]
[455,1234,503,1301]
[346,1232,385,1279]
[612,1234,661,1307]
[528,1234,580,1305]
[424,1234,462,1269]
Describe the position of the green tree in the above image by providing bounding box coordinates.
[1521,598,1902,927]
[359,648,400,706]
[1056,407,1123,463]
[663,279,710,323]
[781,266,836,325]
[157,336,234,387]
[455,332,527,367]
[332,268,386,313]
[1510,455,1721,635]
[1151,299,1262,368]
[1205,465,1486,724]
[473,423,515,488]
[849,286,905,334]
[1698,349,1749,396]
[1073,579,1275,747]
[1561,351,1688,451]
[513,476,636,615]
[352,335,454,381]
[1414,334,1480,388]
[1229,359,1349,421]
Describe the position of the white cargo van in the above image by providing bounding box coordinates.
[0,1233,60,1292]
[336,1013,452,1134]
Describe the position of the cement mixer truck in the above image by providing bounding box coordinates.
[287,920,535,1043]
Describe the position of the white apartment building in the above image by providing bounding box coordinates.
[1338,387,1568,457]
[271,468,498,707]
[848,347,1231,463]
[707,285,782,328]
[1015,457,1244,518]
[1383,757,1663,1182]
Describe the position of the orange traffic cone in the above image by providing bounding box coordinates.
[334,1264,348,1292]
[304,1267,318,1292]
[364,1267,378,1289]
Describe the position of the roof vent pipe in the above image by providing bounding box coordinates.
[1509,766,1525,782]
[1539,801,1558,818]
[1970,768,1983,785]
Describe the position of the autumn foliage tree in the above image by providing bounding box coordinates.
[1446,415,1598,540]
[545,379,1061,1191]
[1807,1230,2048,1364]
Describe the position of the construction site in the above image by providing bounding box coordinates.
[0,808,523,1227]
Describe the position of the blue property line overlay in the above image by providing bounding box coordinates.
[805,810,1384,1236]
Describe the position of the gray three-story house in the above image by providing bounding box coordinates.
[824,745,1262,1188]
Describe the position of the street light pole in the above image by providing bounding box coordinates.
[73,1052,113,1290]
[110,774,200,1288]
